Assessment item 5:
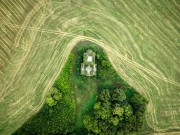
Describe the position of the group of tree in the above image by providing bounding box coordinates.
[45,87,62,107]
[13,43,149,135]
[83,89,148,135]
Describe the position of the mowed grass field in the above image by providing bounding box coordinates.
[0,0,179,134]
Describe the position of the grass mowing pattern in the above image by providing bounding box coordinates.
[0,0,179,134]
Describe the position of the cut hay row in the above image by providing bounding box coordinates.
[0,0,179,134]
[0,0,39,77]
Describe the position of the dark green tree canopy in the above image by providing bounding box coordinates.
[83,89,148,135]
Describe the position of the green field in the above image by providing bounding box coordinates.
[0,0,180,134]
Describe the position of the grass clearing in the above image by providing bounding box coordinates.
[75,92,97,130]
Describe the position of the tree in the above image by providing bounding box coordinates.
[112,89,126,102]
[111,116,119,126]
[51,87,62,100]
[46,96,57,107]
[83,115,101,134]
[45,87,62,107]
[130,93,148,112]
[123,104,133,121]
[94,102,101,110]
[101,60,110,67]
[129,93,148,131]
[96,106,111,120]
[113,105,124,121]
[99,89,110,102]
